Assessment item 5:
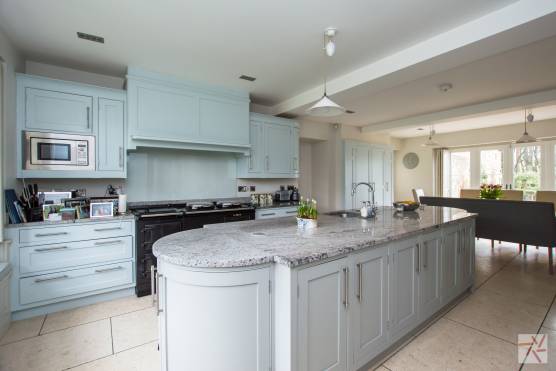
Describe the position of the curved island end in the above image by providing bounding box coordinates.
[153,206,476,371]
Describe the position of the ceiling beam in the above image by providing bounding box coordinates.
[361,88,556,133]
[270,0,556,116]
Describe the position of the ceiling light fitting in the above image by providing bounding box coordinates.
[422,126,440,147]
[438,83,453,92]
[516,109,536,143]
[307,28,346,117]
[239,75,256,82]
[324,28,337,57]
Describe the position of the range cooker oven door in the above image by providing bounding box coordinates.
[136,216,184,297]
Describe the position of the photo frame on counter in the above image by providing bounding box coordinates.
[90,202,114,219]
[89,196,119,215]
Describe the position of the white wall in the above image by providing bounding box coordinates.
[298,141,312,197]
[394,118,556,201]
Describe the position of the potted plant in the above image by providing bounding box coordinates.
[297,197,318,230]
[479,184,503,199]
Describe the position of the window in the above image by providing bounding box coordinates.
[449,151,470,197]
[480,149,503,185]
[513,145,541,201]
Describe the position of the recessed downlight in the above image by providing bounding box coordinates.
[345,110,355,114]
[239,75,256,82]
[417,128,424,131]
[77,32,104,44]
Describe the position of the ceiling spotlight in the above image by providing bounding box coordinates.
[438,83,453,93]
[324,28,337,57]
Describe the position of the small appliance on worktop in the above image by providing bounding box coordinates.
[130,200,255,297]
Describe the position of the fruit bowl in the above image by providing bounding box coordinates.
[393,201,420,212]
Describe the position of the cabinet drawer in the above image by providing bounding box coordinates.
[255,207,297,220]
[19,261,133,305]
[19,236,133,274]
[18,221,133,244]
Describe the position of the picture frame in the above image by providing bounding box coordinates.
[76,205,90,220]
[42,204,63,221]
[90,202,114,219]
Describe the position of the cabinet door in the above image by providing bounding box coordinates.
[265,123,292,174]
[441,226,460,304]
[370,148,385,206]
[383,150,393,205]
[388,239,419,342]
[247,120,264,174]
[350,247,389,369]
[133,83,199,139]
[291,126,300,175]
[161,266,271,371]
[98,98,125,172]
[459,223,474,291]
[351,145,371,209]
[419,232,442,320]
[25,88,93,133]
[298,258,348,371]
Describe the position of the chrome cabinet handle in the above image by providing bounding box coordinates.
[356,263,362,302]
[119,147,124,168]
[261,213,276,216]
[385,182,389,192]
[94,227,123,232]
[248,150,253,170]
[34,245,68,252]
[285,210,297,214]
[343,267,349,308]
[292,157,298,171]
[94,239,123,246]
[86,106,90,127]
[94,266,123,273]
[151,265,156,306]
[423,243,428,269]
[265,155,269,170]
[140,212,183,218]
[232,213,242,217]
[416,244,420,273]
[157,272,163,315]
[34,274,68,283]
[35,232,68,237]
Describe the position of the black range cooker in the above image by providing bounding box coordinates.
[130,201,254,297]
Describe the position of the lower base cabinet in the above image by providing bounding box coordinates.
[296,220,474,371]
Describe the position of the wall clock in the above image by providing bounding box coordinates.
[402,152,419,169]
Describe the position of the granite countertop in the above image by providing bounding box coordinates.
[153,206,476,269]
[4,214,136,229]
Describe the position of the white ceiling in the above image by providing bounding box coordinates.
[0,0,520,107]
[389,104,556,138]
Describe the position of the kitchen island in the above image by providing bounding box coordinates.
[153,206,476,371]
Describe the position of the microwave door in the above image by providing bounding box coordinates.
[31,138,76,166]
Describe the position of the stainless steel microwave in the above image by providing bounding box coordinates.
[24,131,96,171]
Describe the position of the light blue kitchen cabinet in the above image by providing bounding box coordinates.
[418,231,442,321]
[237,113,299,179]
[388,239,419,343]
[291,126,300,175]
[126,67,250,153]
[25,88,93,133]
[16,74,127,178]
[98,98,126,175]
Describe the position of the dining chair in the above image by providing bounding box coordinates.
[412,188,425,203]
[534,191,556,253]
[460,189,480,199]
[502,190,524,201]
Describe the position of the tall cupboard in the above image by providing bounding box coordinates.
[345,140,393,209]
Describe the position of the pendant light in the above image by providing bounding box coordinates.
[307,28,346,117]
[422,126,440,147]
[516,110,536,143]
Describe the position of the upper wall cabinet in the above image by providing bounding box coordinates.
[237,113,299,179]
[16,74,127,178]
[126,68,250,153]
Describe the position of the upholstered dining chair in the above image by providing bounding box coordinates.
[534,191,556,254]
[502,189,524,201]
[412,188,425,203]
[460,189,480,199]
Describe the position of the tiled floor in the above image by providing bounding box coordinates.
[0,239,554,371]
